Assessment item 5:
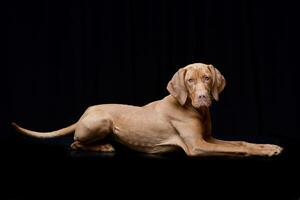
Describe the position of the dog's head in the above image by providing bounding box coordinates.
[167,63,226,108]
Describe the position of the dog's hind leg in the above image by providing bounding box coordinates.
[71,110,115,152]
[71,141,115,152]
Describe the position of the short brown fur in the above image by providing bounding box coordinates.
[12,63,283,157]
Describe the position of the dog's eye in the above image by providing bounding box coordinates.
[187,78,195,83]
[204,76,210,81]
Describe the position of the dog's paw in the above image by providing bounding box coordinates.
[70,141,81,150]
[99,144,115,152]
[258,144,283,157]
[247,143,283,157]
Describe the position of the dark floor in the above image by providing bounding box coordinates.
[1,134,300,199]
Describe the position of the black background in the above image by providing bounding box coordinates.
[4,0,300,199]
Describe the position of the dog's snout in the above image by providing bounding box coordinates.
[198,94,207,99]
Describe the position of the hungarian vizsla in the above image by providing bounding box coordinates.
[12,63,283,157]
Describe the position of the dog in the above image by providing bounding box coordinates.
[12,63,283,157]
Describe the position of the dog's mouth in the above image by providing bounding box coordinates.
[192,99,211,108]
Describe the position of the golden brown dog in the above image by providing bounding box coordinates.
[12,63,283,157]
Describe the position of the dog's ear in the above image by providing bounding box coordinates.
[208,65,226,101]
[167,68,188,105]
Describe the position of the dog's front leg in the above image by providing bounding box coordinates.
[205,137,283,156]
[172,120,252,157]
[188,140,282,157]
[172,120,282,157]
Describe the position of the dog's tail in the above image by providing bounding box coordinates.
[12,122,77,138]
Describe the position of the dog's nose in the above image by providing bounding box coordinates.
[198,94,206,99]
